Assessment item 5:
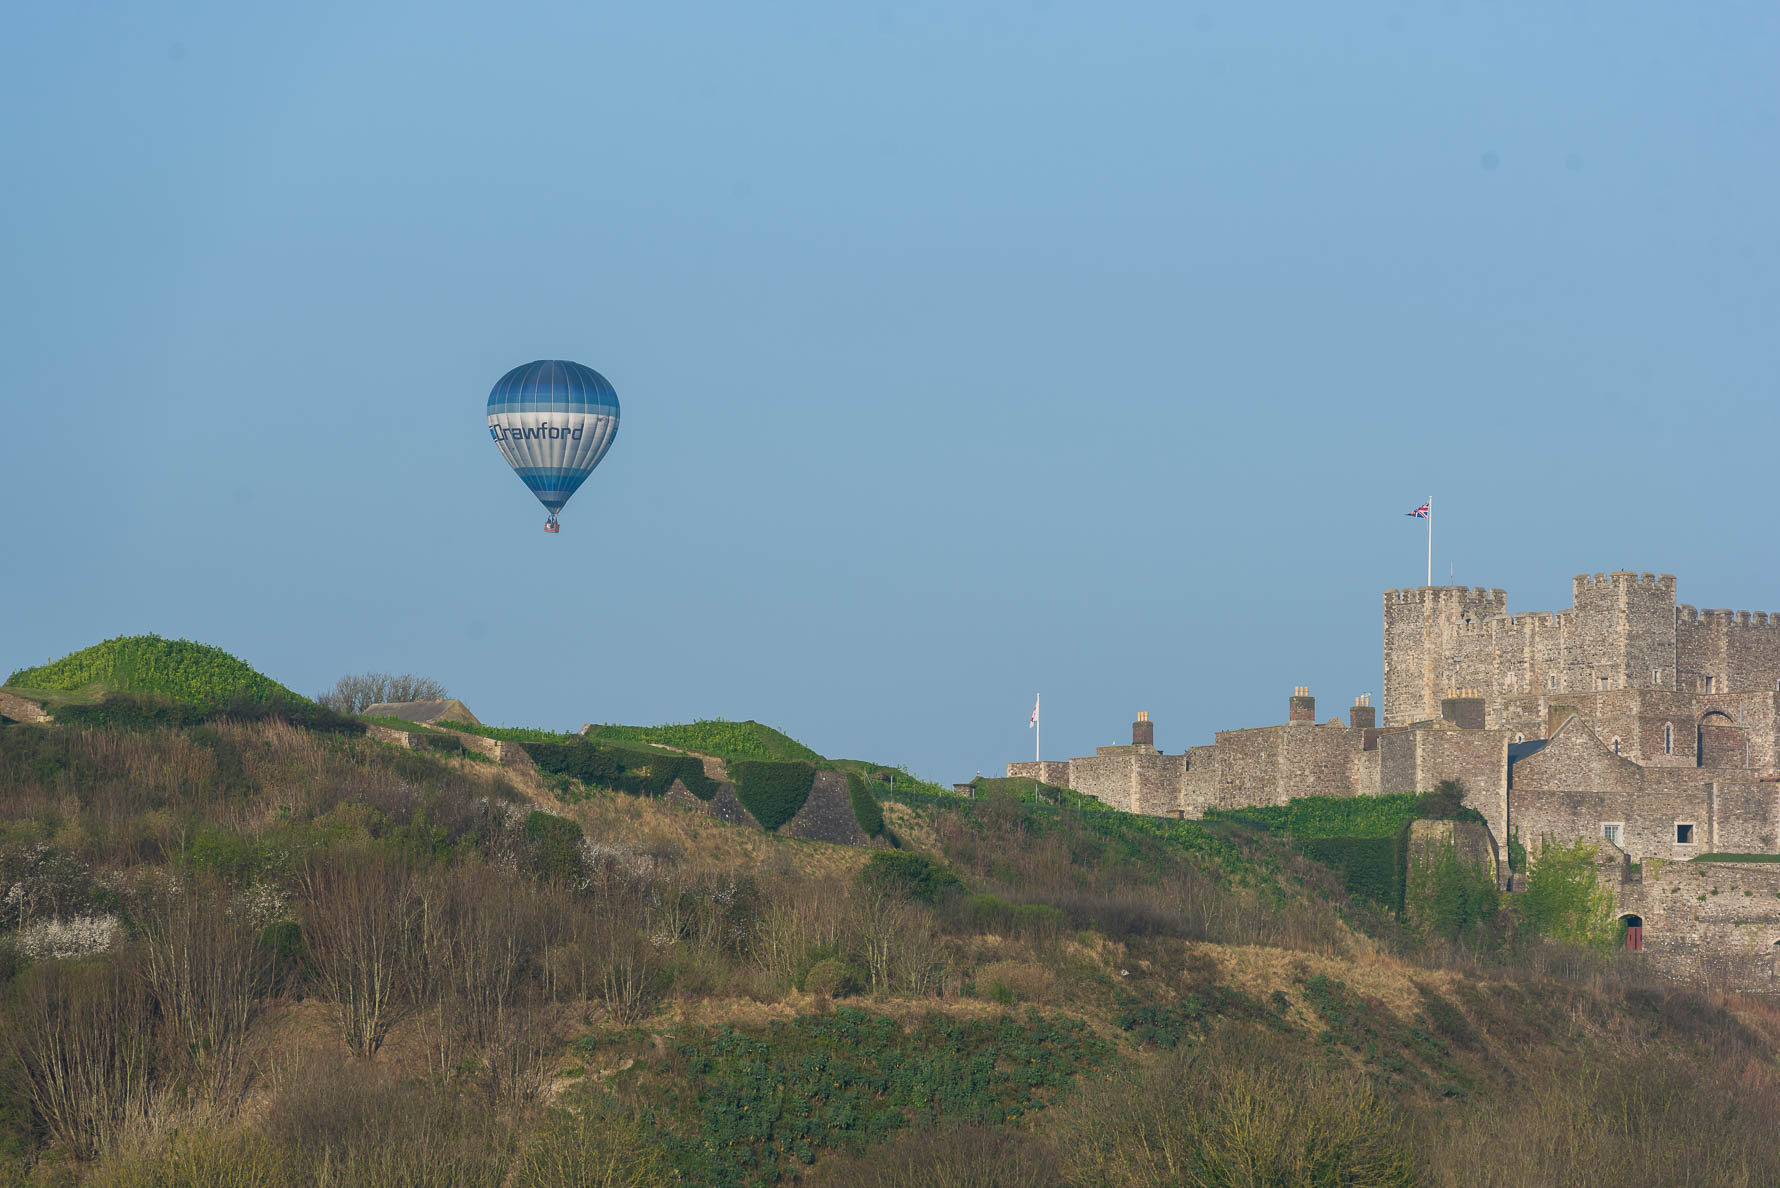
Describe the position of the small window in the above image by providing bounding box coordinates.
[1549,675,1558,691]
[1602,823,1622,846]
[1612,738,1621,755]
[1676,824,1695,844]
[1514,733,1524,743]
[1599,675,1610,690]
[1706,676,1716,694]
[1653,669,1662,685]
[1663,723,1673,755]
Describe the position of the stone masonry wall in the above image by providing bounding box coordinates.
[1005,761,1071,787]
[1616,860,1780,991]
[1511,720,1780,860]
[0,692,51,724]
[1378,727,1510,845]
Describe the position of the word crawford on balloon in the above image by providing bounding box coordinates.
[487,423,588,442]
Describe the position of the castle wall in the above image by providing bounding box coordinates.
[1180,745,1219,818]
[1005,761,1071,788]
[1616,861,1780,991]
[1377,727,1510,846]
[1676,606,1780,695]
[1065,747,1187,815]
[1203,721,1368,810]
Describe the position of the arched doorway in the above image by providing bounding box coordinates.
[1620,914,1644,951]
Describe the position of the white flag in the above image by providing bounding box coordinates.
[1029,694,1040,728]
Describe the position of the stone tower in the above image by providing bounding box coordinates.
[1381,586,1507,726]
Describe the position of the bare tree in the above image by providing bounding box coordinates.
[137,879,271,1098]
[3,954,154,1159]
[300,849,422,1057]
[316,672,449,715]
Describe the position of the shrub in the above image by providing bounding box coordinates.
[974,961,1053,1004]
[1516,838,1618,950]
[860,851,965,903]
[657,1007,1107,1184]
[1407,842,1501,947]
[804,958,860,998]
[1061,1028,1417,1188]
[813,1124,1061,1188]
[514,1102,675,1188]
[730,761,817,831]
[522,811,585,883]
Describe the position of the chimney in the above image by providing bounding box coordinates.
[1349,694,1376,731]
[1132,711,1154,748]
[1289,686,1315,724]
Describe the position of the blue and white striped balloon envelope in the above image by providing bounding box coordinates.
[486,360,620,532]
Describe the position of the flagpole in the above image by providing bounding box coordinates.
[1035,693,1040,763]
[1426,496,1433,587]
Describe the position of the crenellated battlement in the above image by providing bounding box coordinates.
[1679,605,1780,629]
[1383,585,1506,605]
[1573,571,1677,597]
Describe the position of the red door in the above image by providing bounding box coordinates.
[1625,924,1643,951]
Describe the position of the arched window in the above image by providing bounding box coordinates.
[1664,723,1673,755]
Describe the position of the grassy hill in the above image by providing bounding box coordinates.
[2,687,1779,1184]
[5,634,305,710]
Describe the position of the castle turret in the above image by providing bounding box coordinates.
[1289,687,1315,724]
[1349,695,1376,731]
[1132,711,1154,748]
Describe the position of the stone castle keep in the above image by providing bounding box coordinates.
[1010,572,1780,988]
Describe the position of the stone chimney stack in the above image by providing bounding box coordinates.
[1289,686,1316,724]
[1132,711,1154,748]
[1349,694,1376,731]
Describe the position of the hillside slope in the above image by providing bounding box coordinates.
[1,701,1778,1185]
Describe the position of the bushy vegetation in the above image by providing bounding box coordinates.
[581,719,822,764]
[1206,787,1480,838]
[1517,838,1620,950]
[731,760,817,830]
[6,635,304,709]
[599,1007,1107,1186]
[525,738,715,799]
[847,773,885,837]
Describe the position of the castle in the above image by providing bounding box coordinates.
[1010,572,1780,989]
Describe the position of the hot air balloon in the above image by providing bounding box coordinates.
[486,360,620,533]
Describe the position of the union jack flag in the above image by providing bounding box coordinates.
[1406,503,1429,519]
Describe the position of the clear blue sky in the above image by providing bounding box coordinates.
[6,2,1777,781]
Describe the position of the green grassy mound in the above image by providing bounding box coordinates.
[5,634,304,709]
[581,719,822,764]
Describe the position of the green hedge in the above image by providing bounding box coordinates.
[1208,789,1481,840]
[847,772,885,836]
[730,761,816,830]
[526,740,716,799]
[52,693,363,735]
[1298,827,1408,911]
